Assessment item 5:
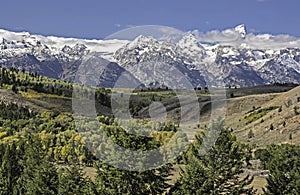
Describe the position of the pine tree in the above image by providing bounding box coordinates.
[0,142,22,194]
[170,122,255,194]
[94,161,171,195]
[263,144,300,194]
[58,165,97,195]
[17,134,59,194]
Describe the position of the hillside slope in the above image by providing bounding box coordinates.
[226,86,300,146]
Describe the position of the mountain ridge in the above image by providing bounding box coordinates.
[1,25,300,88]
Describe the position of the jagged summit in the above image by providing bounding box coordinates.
[177,33,200,47]
[114,26,300,87]
[126,35,158,49]
[234,24,247,39]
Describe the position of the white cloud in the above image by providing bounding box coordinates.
[196,26,300,50]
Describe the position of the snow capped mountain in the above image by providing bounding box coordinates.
[0,29,129,61]
[1,25,300,88]
[0,29,130,87]
[114,33,207,88]
[176,33,206,62]
[114,25,300,88]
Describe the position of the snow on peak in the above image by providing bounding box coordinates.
[178,33,200,47]
[0,29,31,41]
[234,24,247,39]
[127,35,158,49]
[176,33,205,59]
[0,28,130,61]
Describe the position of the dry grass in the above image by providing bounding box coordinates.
[250,176,267,194]
[224,86,300,147]
[82,167,97,180]
[20,90,71,100]
[167,164,182,185]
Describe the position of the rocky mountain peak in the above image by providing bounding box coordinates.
[127,35,158,50]
[234,24,247,39]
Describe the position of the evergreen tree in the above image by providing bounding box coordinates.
[94,161,171,195]
[170,122,255,194]
[17,134,59,194]
[12,84,18,93]
[0,142,22,194]
[263,144,300,194]
[58,165,97,195]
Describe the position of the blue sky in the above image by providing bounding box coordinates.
[1,0,299,39]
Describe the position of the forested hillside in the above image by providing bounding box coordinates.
[0,67,300,194]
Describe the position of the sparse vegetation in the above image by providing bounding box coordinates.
[244,106,279,125]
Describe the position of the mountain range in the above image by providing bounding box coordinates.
[1,24,300,88]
